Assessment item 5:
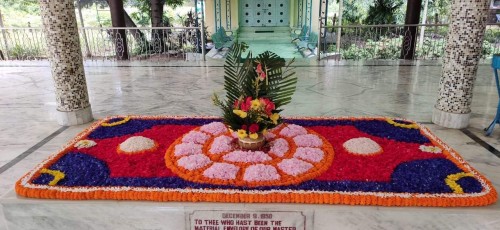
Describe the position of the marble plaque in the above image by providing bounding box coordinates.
[187,210,311,230]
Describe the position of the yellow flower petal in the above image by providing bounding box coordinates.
[237,129,248,139]
[251,99,261,110]
[270,113,280,124]
[249,133,259,140]
[233,109,247,118]
[262,128,268,135]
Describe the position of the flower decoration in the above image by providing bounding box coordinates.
[39,169,65,186]
[213,42,297,140]
[419,145,442,154]
[445,172,475,194]
[74,140,97,149]
[101,116,131,127]
[256,63,266,80]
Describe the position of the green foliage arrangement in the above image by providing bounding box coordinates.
[213,42,297,139]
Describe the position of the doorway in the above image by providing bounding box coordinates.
[240,0,290,27]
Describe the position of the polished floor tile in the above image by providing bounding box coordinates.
[0,61,499,229]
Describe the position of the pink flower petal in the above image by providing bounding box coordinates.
[182,131,209,144]
[174,143,203,157]
[263,132,276,139]
[269,138,289,157]
[269,124,284,133]
[279,124,308,137]
[293,134,323,147]
[203,163,239,180]
[177,154,212,170]
[209,135,234,154]
[278,158,313,176]
[223,150,272,163]
[294,147,324,163]
[200,122,228,136]
[243,164,280,182]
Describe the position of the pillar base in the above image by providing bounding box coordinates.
[56,106,93,126]
[432,108,470,129]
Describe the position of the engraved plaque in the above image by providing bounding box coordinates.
[187,210,311,230]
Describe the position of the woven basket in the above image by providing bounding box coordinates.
[238,134,265,150]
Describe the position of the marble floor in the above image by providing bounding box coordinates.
[1,60,500,229]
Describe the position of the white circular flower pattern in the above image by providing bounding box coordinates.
[342,137,382,156]
[165,122,335,187]
[118,136,157,154]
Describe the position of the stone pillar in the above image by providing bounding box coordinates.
[432,0,490,129]
[39,0,93,126]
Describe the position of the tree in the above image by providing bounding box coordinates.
[0,0,40,14]
[427,0,451,23]
[342,0,368,25]
[364,0,404,25]
[127,0,183,27]
[151,0,165,27]
[108,0,129,60]
[147,0,183,52]
[78,0,107,8]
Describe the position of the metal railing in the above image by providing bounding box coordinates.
[2,23,499,62]
[0,26,206,61]
[318,22,500,61]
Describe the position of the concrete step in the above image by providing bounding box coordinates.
[238,26,290,33]
[238,32,291,40]
[238,36,290,40]
[239,38,292,44]
[238,36,291,44]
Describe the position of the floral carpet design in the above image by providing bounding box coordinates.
[16,116,497,206]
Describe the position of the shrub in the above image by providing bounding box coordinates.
[340,36,402,60]
[8,44,42,59]
[415,38,446,59]
[339,36,497,60]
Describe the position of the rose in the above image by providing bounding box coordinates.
[265,101,275,115]
[240,96,253,112]
[233,99,240,109]
[249,123,259,133]
[259,98,275,115]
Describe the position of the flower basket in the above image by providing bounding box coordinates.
[213,42,297,150]
[237,133,265,150]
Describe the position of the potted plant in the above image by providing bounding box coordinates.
[213,43,297,150]
[183,42,200,61]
